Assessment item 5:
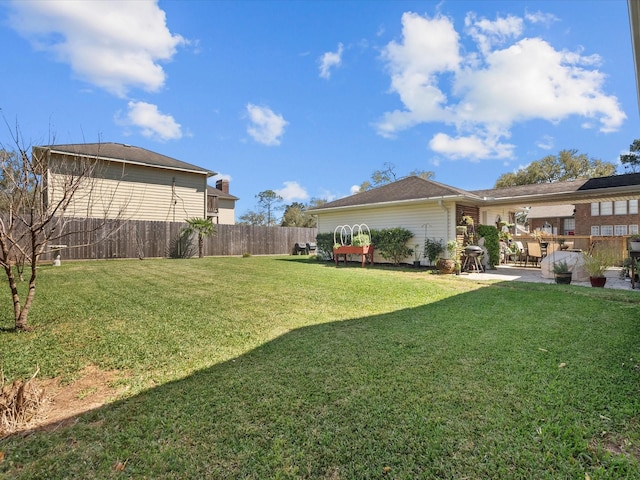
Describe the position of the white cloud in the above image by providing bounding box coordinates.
[429,132,514,161]
[275,181,308,201]
[376,12,460,138]
[120,101,182,140]
[8,0,185,97]
[319,43,344,79]
[376,10,626,160]
[246,103,288,146]
[536,135,554,150]
[525,10,559,27]
[464,12,522,56]
[350,185,361,195]
[212,173,232,182]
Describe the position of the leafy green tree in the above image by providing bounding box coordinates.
[237,210,266,225]
[358,163,434,192]
[281,202,318,227]
[183,218,216,258]
[620,139,640,173]
[494,149,616,187]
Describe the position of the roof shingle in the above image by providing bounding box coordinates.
[40,143,214,176]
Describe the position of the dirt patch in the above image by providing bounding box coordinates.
[1,365,127,438]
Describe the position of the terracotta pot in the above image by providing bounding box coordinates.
[589,276,607,288]
[436,258,455,274]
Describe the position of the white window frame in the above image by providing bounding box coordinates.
[600,202,613,215]
[591,203,599,216]
[630,200,639,215]
[601,225,613,236]
[563,218,575,234]
[630,224,639,235]
[615,201,627,215]
[591,225,600,236]
[615,225,628,236]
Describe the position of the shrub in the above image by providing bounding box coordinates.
[166,230,196,258]
[477,225,499,269]
[423,238,444,265]
[315,232,334,260]
[371,228,414,265]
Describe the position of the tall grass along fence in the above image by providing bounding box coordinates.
[40,219,317,261]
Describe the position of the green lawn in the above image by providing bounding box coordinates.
[1,256,640,478]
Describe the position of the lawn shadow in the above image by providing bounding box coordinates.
[2,280,640,478]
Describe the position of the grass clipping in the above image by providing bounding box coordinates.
[1,367,47,438]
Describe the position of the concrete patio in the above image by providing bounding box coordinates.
[460,264,636,291]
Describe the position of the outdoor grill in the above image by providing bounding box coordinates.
[463,245,484,272]
[464,245,483,257]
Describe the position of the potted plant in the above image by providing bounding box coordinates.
[351,232,370,247]
[424,238,444,266]
[434,240,457,274]
[629,234,640,252]
[447,239,462,275]
[552,260,572,284]
[582,244,620,287]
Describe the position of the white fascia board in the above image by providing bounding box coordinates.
[312,195,467,214]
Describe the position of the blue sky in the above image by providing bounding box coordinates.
[0,0,638,219]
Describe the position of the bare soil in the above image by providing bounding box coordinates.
[2,365,127,438]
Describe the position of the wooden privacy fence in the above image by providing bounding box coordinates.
[44,219,318,260]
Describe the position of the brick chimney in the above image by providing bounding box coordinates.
[216,179,229,194]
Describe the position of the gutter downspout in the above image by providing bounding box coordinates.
[438,198,450,242]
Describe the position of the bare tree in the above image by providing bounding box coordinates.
[0,122,119,330]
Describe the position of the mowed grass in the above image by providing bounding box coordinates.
[1,256,640,479]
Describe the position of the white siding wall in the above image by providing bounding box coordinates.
[480,207,512,227]
[316,200,457,263]
[48,157,208,221]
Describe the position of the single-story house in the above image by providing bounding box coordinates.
[34,143,236,223]
[311,173,640,263]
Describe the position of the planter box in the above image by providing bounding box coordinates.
[333,245,374,267]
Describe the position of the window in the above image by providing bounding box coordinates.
[630,200,639,215]
[601,225,613,236]
[563,218,575,235]
[600,202,613,215]
[591,225,600,236]
[615,225,628,236]
[615,201,627,215]
[591,203,599,216]
[630,224,639,235]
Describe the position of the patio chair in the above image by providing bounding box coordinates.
[500,241,515,264]
[525,242,543,267]
[514,241,526,266]
[545,243,560,256]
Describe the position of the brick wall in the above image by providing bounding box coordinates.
[574,204,640,236]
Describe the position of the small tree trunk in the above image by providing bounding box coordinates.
[3,263,24,330]
[17,260,39,330]
[198,236,204,258]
